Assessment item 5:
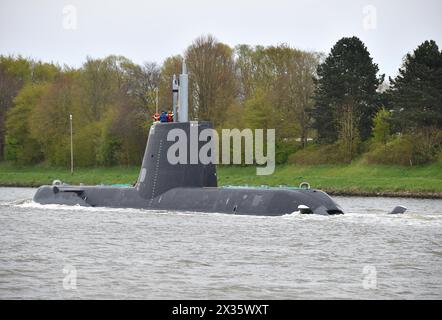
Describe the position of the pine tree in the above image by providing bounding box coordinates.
[389,40,442,130]
[312,36,384,143]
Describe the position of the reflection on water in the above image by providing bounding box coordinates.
[0,188,441,299]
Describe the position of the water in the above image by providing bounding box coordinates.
[0,187,441,299]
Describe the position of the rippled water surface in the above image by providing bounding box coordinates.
[0,187,441,299]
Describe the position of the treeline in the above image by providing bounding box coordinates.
[1,56,159,166]
[0,35,441,167]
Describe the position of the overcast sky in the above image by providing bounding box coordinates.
[1,0,441,79]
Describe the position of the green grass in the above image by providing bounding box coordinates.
[0,162,140,187]
[218,163,442,194]
[1,161,441,196]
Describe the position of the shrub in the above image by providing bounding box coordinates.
[437,150,442,164]
[275,141,300,164]
[364,134,436,166]
[287,144,347,165]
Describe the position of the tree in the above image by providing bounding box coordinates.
[235,44,266,102]
[389,40,442,130]
[185,35,237,127]
[78,56,125,122]
[337,97,361,162]
[0,56,59,161]
[312,36,384,144]
[290,50,321,147]
[0,55,159,166]
[123,61,160,116]
[235,44,320,146]
[372,107,391,145]
[0,56,31,160]
[244,88,277,130]
[5,84,47,164]
[30,73,76,166]
[388,40,442,161]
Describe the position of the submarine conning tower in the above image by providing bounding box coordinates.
[136,59,217,201]
[136,121,217,201]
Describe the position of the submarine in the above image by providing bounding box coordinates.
[33,62,344,216]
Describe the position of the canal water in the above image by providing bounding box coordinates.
[0,187,441,299]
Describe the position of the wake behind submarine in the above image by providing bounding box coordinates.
[33,62,344,216]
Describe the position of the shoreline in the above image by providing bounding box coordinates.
[1,162,441,200]
[1,182,441,199]
[325,190,442,199]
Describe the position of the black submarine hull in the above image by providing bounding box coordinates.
[33,122,344,216]
[33,185,343,216]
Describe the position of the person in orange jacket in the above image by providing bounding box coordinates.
[167,111,174,122]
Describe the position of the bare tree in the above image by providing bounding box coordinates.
[185,35,237,127]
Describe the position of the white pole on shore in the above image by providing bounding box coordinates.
[70,113,73,175]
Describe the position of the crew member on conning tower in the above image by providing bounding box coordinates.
[160,111,168,122]
[152,112,160,124]
[167,111,174,122]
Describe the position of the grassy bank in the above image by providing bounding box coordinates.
[218,163,442,198]
[1,162,441,198]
